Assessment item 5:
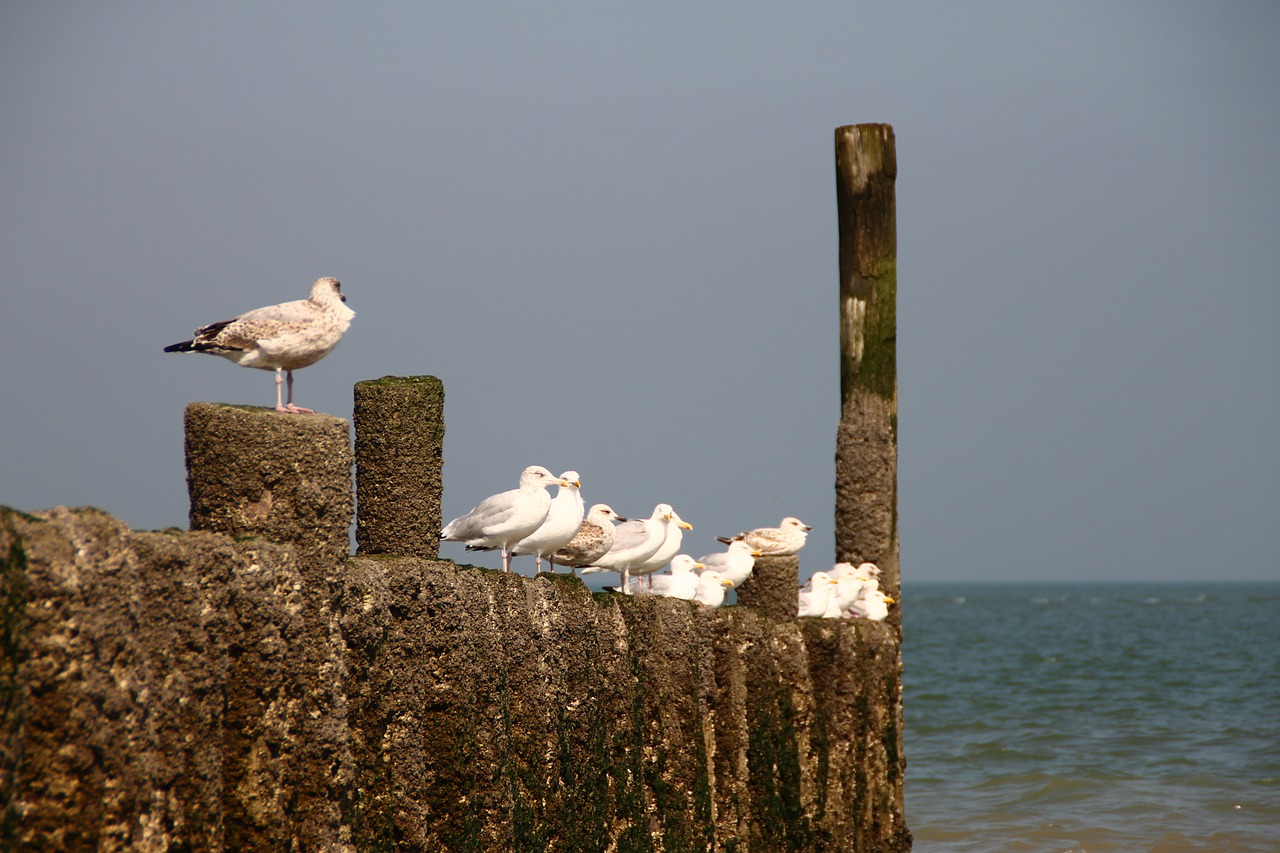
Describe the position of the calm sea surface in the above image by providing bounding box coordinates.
[901,582,1280,852]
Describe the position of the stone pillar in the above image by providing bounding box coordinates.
[183,402,356,848]
[353,376,445,558]
[184,402,353,565]
[734,556,799,619]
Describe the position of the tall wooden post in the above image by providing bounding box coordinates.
[834,124,900,602]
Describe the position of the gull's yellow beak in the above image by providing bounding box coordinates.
[679,521,693,530]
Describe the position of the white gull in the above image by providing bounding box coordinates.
[847,586,895,622]
[622,555,703,599]
[797,571,836,618]
[440,465,567,572]
[509,471,584,572]
[580,503,674,592]
[693,571,735,608]
[695,541,761,588]
[629,507,693,588]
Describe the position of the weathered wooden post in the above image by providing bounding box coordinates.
[834,124,900,602]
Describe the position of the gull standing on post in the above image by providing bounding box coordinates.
[716,516,812,556]
[693,571,735,608]
[507,471,584,573]
[797,571,836,618]
[628,507,693,589]
[829,562,885,614]
[622,555,703,599]
[164,276,354,413]
[848,586,896,622]
[549,504,627,575]
[440,466,568,572]
[696,540,761,588]
[581,503,675,593]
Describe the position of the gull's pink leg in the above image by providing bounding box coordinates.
[281,368,316,414]
[274,368,287,411]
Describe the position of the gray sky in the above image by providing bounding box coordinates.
[2,2,1277,582]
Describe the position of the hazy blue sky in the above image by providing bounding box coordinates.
[2,3,1277,582]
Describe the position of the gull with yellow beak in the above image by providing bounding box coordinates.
[581,503,676,593]
[506,471,584,573]
[440,465,570,572]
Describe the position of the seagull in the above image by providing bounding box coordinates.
[716,516,812,556]
[797,571,836,618]
[827,562,886,616]
[164,276,354,413]
[581,503,675,592]
[695,541,761,588]
[693,571,735,608]
[830,574,868,615]
[628,508,693,588]
[820,575,858,618]
[440,466,568,572]
[622,555,703,599]
[549,504,627,575]
[830,561,882,582]
[507,471,584,572]
[847,586,895,622]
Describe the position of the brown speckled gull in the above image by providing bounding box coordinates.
[549,503,627,575]
[164,276,354,413]
[716,516,812,556]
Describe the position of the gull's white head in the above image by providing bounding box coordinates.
[519,465,563,489]
[587,504,625,523]
[669,554,705,573]
[310,276,347,304]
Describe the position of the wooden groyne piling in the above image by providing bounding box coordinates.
[834,123,901,602]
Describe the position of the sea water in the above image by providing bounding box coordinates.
[901,582,1280,851]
